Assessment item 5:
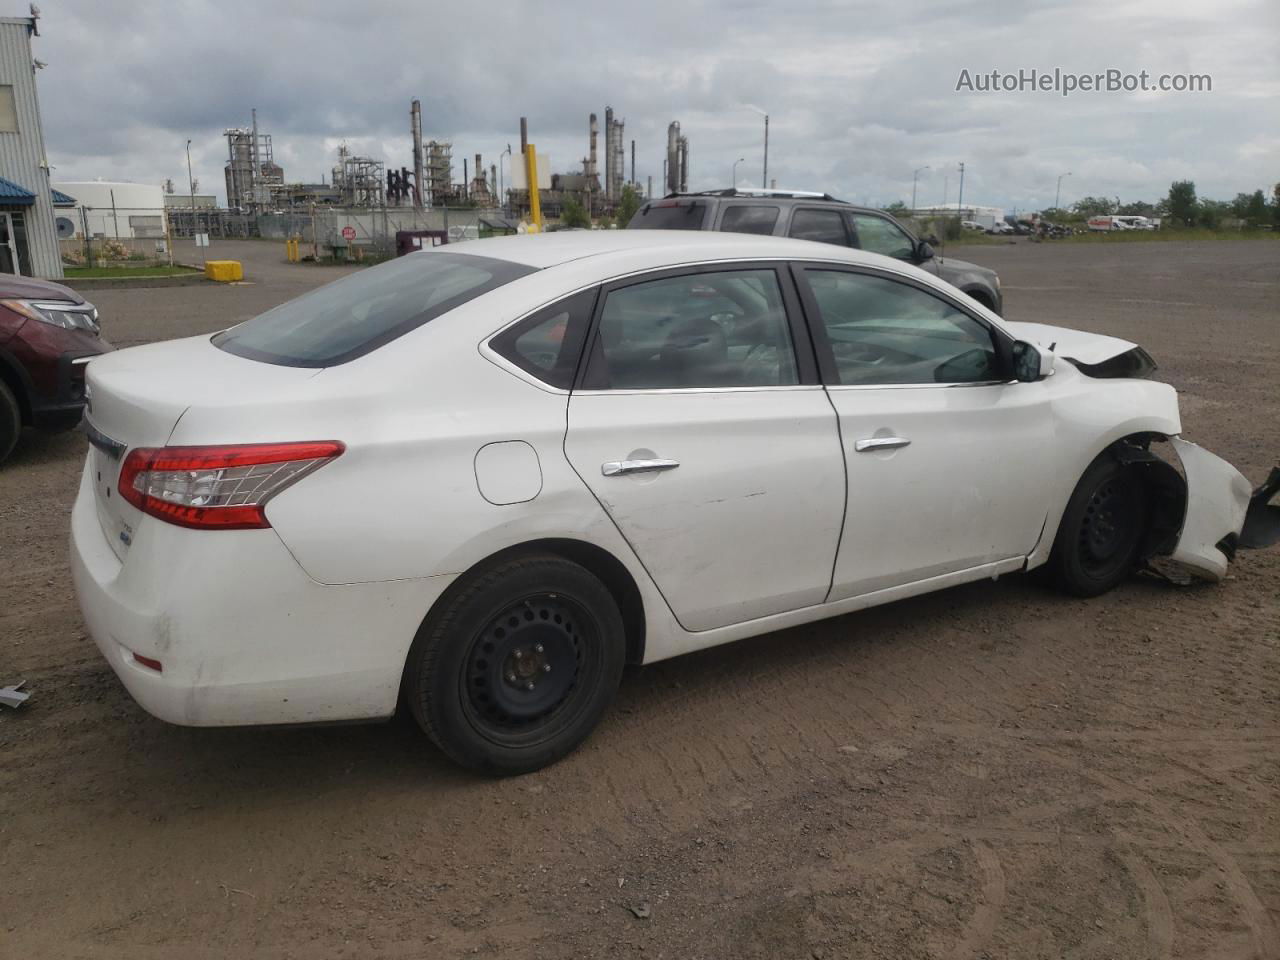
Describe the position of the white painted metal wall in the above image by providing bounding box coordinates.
[0,17,61,278]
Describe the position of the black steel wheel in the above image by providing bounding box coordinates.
[404,554,626,775]
[1051,453,1149,597]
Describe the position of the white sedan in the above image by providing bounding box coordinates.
[71,231,1271,774]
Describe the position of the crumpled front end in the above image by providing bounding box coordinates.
[1166,438,1253,580]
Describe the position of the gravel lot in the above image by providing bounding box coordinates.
[2,237,1277,959]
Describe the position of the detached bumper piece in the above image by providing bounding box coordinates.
[1241,466,1280,549]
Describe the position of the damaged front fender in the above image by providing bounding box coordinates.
[1165,438,1253,581]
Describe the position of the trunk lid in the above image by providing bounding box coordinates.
[82,335,321,560]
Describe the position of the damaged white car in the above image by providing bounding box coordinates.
[70,232,1278,774]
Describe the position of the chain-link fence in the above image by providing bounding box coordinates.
[56,203,510,269]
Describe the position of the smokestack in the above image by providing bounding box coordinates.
[604,106,614,201]
[410,99,424,210]
[463,157,468,201]
[666,121,680,194]
[588,113,598,182]
[519,117,528,155]
[679,135,689,193]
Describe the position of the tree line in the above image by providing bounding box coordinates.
[1057,181,1279,229]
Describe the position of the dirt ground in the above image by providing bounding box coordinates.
[2,237,1277,959]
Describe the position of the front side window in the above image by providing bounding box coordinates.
[851,214,916,260]
[804,270,1000,386]
[214,252,535,367]
[584,269,799,389]
[489,288,595,389]
[788,208,850,246]
[720,205,780,236]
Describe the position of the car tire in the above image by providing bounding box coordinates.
[0,379,20,466]
[1050,453,1149,597]
[404,554,626,775]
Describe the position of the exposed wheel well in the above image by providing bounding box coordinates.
[429,539,647,666]
[1109,434,1188,559]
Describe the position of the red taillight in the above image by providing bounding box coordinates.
[118,441,344,530]
[133,652,163,672]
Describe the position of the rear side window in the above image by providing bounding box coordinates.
[583,269,799,390]
[628,202,708,230]
[788,209,850,246]
[489,288,597,390]
[719,205,780,236]
[214,252,535,367]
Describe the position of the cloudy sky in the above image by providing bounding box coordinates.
[27,0,1280,212]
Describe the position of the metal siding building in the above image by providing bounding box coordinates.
[0,15,61,278]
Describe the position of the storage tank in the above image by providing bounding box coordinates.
[51,180,168,239]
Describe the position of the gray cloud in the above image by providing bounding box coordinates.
[30,0,1280,210]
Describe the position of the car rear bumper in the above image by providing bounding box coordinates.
[70,457,454,727]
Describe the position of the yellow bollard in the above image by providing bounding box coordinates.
[524,145,542,233]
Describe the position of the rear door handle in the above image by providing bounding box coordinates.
[854,436,911,453]
[601,458,680,477]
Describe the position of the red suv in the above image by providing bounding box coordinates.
[0,275,111,464]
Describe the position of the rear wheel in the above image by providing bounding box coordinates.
[404,554,626,775]
[1050,453,1149,597]
[0,379,20,466]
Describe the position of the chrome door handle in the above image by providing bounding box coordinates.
[854,436,911,453]
[601,458,680,477]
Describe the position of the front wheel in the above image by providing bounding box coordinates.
[1049,454,1149,597]
[404,554,626,775]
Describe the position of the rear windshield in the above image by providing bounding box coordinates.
[213,252,535,367]
[627,201,708,230]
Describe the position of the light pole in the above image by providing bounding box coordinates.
[911,165,929,212]
[186,139,204,266]
[731,156,745,187]
[957,161,966,216]
[500,144,512,212]
[1055,171,1072,211]
[761,114,769,189]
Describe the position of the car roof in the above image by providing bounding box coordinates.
[438,229,893,271]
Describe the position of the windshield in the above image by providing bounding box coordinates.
[213,252,535,367]
[627,201,709,230]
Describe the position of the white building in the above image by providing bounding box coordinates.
[52,180,168,239]
[0,13,61,278]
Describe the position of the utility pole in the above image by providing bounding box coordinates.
[186,138,204,266]
[957,162,966,216]
[762,114,769,189]
[911,165,929,213]
[1055,171,1072,210]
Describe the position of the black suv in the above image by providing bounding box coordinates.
[628,189,1003,314]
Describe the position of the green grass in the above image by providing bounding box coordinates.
[63,265,203,278]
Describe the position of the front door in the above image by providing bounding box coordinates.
[0,212,21,275]
[795,265,1053,600]
[565,265,846,632]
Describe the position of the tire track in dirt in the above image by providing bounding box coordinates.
[952,841,1007,960]
[1119,848,1175,959]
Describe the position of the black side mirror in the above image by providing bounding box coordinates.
[915,241,934,262]
[1012,340,1053,381]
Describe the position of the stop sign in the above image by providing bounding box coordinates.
[341,226,356,241]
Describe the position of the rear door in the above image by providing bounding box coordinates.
[794,264,1054,600]
[564,264,846,632]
